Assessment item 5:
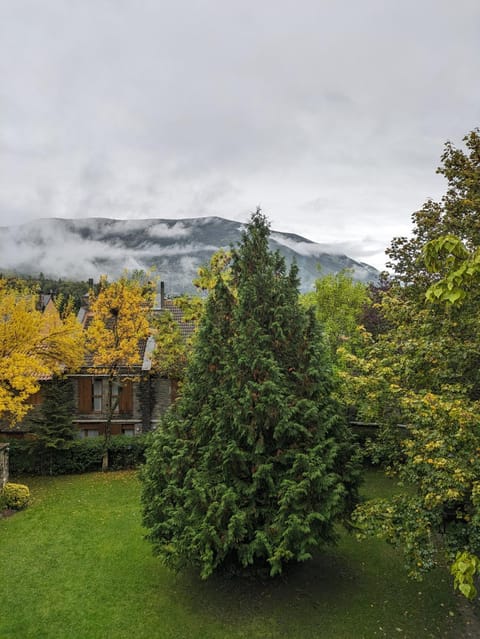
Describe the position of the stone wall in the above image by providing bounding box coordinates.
[154,378,172,421]
[137,375,172,431]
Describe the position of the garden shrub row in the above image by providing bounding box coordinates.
[3,434,149,476]
[3,426,380,477]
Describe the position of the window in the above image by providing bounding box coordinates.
[110,382,119,413]
[93,379,103,412]
[79,429,100,439]
[122,428,135,437]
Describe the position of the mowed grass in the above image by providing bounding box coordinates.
[0,470,467,639]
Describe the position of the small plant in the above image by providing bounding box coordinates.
[451,551,480,600]
[2,482,30,510]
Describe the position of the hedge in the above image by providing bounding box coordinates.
[2,435,149,476]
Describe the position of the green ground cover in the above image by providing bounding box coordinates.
[0,470,470,638]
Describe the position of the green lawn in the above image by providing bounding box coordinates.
[0,470,469,638]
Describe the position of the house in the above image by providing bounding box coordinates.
[0,283,196,440]
[36,293,55,314]
[70,282,196,438]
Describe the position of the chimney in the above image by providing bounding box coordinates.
[160,281,165,309]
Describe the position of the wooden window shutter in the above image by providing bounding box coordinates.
[119,379,133,413]
[78,378,93,413]
[28,389,43,406]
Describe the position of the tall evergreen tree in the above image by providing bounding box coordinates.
[26,376,76,474]
[28,376,76,443]
[141,211,360,578]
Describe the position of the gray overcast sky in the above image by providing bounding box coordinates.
[1,0,479,270]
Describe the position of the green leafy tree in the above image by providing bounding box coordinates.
[151,310,190,380]
[302,270,372,426]
[420,233,480,598]
[343,129,480,434]
[387,128,480,295]
[353,382,480,599]
[424,234,480,304]
[302,270,369,361]
[141,211,361,579]
[348,129,480,598]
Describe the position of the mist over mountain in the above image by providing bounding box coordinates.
[0,217,379,295]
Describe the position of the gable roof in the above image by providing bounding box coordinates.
[158,299,196,340]
[76,291,197,373]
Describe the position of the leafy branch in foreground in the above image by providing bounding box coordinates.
[351,129,480,599]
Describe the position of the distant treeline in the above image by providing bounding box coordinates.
[0,272,91,313]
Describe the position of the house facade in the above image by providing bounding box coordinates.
[70,372,174,438]
[70,283,194,438]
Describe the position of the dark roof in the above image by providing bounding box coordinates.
[160,300,196,340]
[77,298,196,372]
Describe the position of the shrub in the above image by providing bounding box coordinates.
[2,482,30,510]
[108,435,149,470]
[2,434,148,476]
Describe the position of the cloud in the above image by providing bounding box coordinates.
[0,221,131,279]
[141,243,219,257]
[271,233,326,257]
[147,222,190,239]
[0,1,479,270]
[0,218,222,281]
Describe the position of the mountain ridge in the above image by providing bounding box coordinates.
[0,216,379,295]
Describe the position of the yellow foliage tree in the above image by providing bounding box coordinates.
[0,281,85,424]
[193,248,232,292]
[86,274,154,463]
[151,310,189,380]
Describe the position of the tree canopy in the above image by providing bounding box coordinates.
[86,273,155,468]
[0,280,84,424]
[302,269,370,361]
[86,273,154,373]
[346,129,480,598]
[386,128,480,294]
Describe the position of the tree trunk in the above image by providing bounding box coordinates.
[102,375,114,471]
